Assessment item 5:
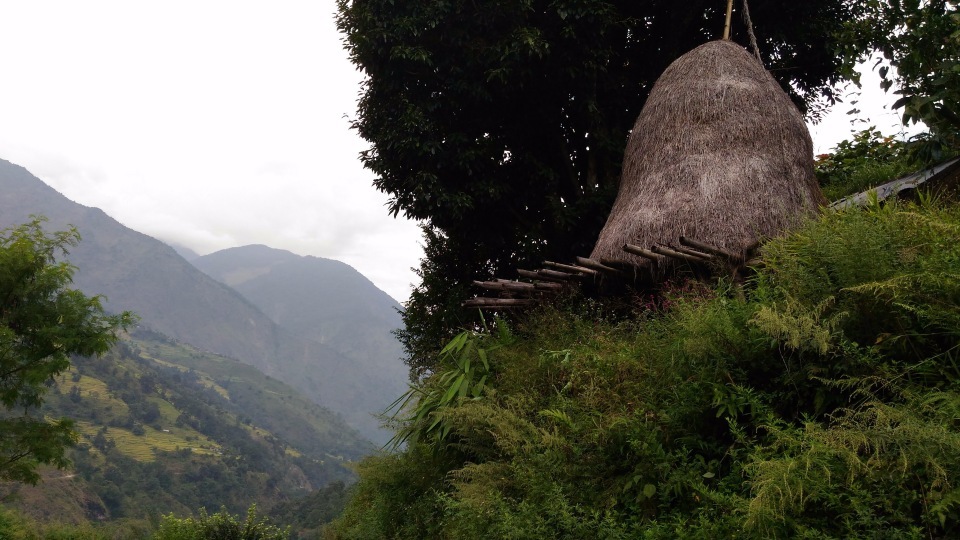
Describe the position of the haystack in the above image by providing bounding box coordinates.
[590,40,826,272]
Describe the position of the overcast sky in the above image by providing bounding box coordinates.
[0,1,915,303]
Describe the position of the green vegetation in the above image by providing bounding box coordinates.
[337,0,861,376]
[0,218,133,484]
[270,482,352,538]
[1,331,366,536]
[0,506,151,539]
[0,505,287,539]
[815,128,919,200]
[330,198,960,538]
[154,506,289,540]
[839,0,960,157]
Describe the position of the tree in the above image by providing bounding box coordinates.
[0,217,133,483]
[337,0,866,375]
[840,0,960,156]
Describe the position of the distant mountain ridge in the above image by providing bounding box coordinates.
[0,158,282,367]
[0,157,407,443]
[192,245,407,390]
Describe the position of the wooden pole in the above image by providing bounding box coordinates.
[463,298,535,308]
[679,236,742,262]
[623,243,662,262]
[723,0,734,40]
[517,269,569,283]
[473,280,536,293]
[668,244,714,261]
[539,268,582,281]
[651,245,710,264]
[597,258,640,271]
[544,260,598,276]
[575,257,625,276]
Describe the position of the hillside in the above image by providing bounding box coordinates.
[192,245,408,430]
[1,329,370,527]
[0,158,281,368]
[331,198,960,538]
[0,158,404,443]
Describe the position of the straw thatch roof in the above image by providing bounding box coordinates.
[590,40,826,272]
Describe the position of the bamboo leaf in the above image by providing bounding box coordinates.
[478,348,489,371]
[441,374,465,404]
[440,331,468,356]
[472,375,487,397]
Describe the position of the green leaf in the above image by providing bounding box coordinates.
[441,374,465,405]
[478,348,489,371]
[471,375,487,398]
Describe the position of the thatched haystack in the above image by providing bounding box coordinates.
[590,40,826,272]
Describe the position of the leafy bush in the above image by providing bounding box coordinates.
[815,128,918,201]
[154,505,289,540]
[330,199,960,539]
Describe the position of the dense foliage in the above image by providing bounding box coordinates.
[270,482,352,538]
[0,218,132,484]
[5,332,362,522]
[839,0,960,156]
[154,506,289,540]
[330,198,960,538]
[0,505,290,539]
[814,128,919,200]
[337,0,864,375]
[1,333,360,536]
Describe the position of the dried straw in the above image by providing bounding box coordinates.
[590,40,825,273]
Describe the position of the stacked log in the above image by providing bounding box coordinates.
[462,236,760,309]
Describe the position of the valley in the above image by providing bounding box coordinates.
[0,158,410,535]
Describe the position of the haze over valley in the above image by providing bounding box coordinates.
[0,158,409,529]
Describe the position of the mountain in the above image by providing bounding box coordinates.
[167,241,201,261]
[3,329,369,525]
[192,245,408,413]
[0,158,405,443]
[0,158,282,368]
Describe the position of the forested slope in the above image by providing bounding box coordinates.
[1,330,369,530]
[0,158,403,444]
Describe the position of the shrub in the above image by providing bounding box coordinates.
[330,199,960,539]
[153,505,288,540]
[815,128,917,201]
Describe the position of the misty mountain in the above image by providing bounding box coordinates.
[0,158,405,443]
[192,245,407,392]
[167,241,201,261]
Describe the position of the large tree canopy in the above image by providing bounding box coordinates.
[337,0,862,375]
[0,218,133,483]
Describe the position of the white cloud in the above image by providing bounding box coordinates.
[0,0,424,303]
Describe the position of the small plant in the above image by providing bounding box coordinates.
[386,319,511,449]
